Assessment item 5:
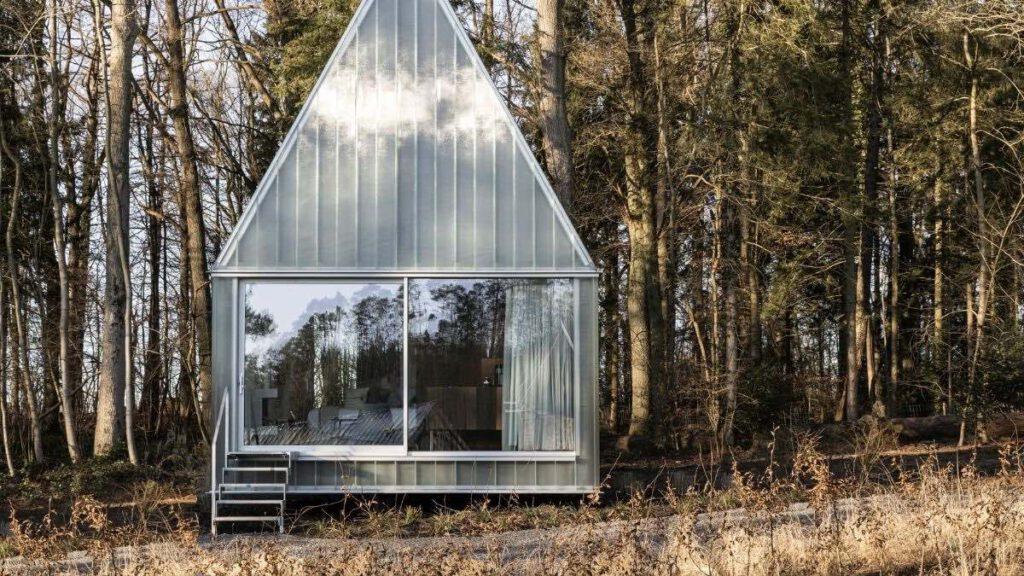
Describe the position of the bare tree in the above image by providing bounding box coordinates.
[163,0,214,439]
[47,0,82,463]
[0,125,44,464]
[94,0,137,458]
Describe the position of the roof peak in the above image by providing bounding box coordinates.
[215,0,594,273]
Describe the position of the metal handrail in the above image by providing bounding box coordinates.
[210,388,230,531]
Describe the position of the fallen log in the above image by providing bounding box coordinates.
[889,413,1024,442]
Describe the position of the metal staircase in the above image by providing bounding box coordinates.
[212,452,290,535]
[210,389,291,536]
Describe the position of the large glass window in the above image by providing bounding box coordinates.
[242,282,404,446]
[408,279,575,451]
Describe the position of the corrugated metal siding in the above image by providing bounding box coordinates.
[281,459,588,492]
[216,0,593,272]
[212,278,232,407]
[210,277,233,492]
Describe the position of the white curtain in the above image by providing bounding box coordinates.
[502,282,575,451]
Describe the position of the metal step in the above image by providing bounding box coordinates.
[219,482,287,492]
[227,452,290,460]
[213,516,281,523]
[213,450,291,535]
[216,499,284,506]
[223,466,289,473]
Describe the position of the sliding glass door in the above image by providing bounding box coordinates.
[406,279,576,452]
[241,281,404,448]
[238,278,577,455]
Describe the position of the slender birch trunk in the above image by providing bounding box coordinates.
[601,245,622,433]
[932,175,945,413]
[48,0,82,463]
[964,31,988,442]
[0,145,17,476]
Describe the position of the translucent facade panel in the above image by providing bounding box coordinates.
[494,124,515,267]
[434,9,456,268]
[277,148,297,266]
[217,0,592,272]
[396,0,417,268]
[297,125,317,260]
[317,118,338,267]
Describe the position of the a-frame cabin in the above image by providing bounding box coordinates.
[208,0,598,531]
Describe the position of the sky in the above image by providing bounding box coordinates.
[245,282,401,356]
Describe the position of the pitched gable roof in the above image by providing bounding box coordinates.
[214,0,594,273]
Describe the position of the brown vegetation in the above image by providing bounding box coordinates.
[1,441,1022,574]
[0,0,1021,475]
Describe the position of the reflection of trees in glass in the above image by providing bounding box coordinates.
[308,308,353,407]
[428,281,505,350]
[410,279,574,391]
[411,280,507,389]
[244,298,278,405]
[245,286,404,428]
[352,294,403,404]
[245,300,275,338]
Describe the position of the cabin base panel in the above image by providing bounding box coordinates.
[214,458,598,495]
[276,485,597,495]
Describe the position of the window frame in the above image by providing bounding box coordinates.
[233,274,580,461]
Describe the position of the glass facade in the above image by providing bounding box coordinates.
[242,282,404,446]
[241,279,576,452]
[408,279,575,451]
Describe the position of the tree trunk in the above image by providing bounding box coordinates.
[601,244,621,433]
[0,147,18,475]
[165,0,213,440]
[95,0,137,458]
[66,51,101,421]
[654,32,677,380]
[720,190,740,448]
[740,195,761,362]
[141,118,162,435]
[0,125,45,464]
[536,0,574,210]
[932,175,945,413]
[964,32,988,440]
[863,0,882,415]
[617,0,664,451]
[623,170,660,447]
[839,0,859,423]
[48,0,82,463]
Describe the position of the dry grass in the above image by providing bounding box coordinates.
[5,441,1024,574]
[297,492,647,539]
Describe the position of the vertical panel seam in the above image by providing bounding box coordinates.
[315,121,320,266]
[433,1,439,269]
[393,0,400,267]
[374,3,380,267]
[354,27,361,263]
[412,0,419,268]
[492,105,497,267]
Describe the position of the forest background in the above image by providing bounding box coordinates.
[0,0,1022,471]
